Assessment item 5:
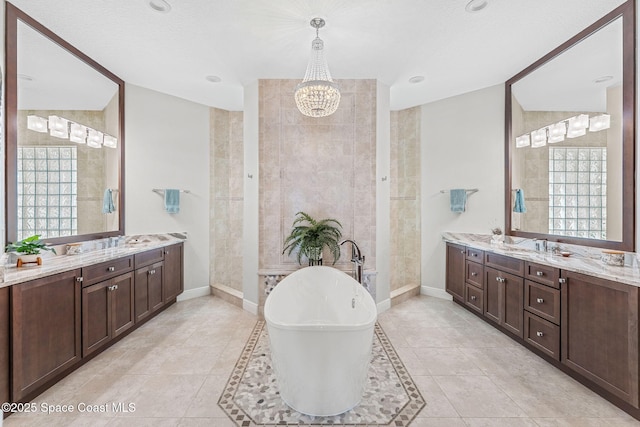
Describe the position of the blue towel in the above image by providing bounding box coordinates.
[514,189,527,213]
[102,189,115,214]
[450,189,467,213]
[164,189,180,214]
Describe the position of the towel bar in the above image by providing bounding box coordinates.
[152,189,191,195]
[440,188,478,195]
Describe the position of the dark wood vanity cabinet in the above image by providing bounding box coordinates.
[0,287,10,407]
[135,261,164,323]
[11,269,82,401]
[445,243,466,301]
[82,272,135,357]
[561,270,639,407]
[163,243,184,303]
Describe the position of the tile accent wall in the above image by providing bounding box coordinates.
[258,79,377,271]
[210,108,244,292]
[390,107,421,291]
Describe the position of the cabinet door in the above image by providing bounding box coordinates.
[561,271,639,406]
[163,243,183,303]
[503,273,524,338]
[112,272,135,338]
[82,281,111,357]
[135,262,164,323]
[149,262,164,313]
[12,270,82,400]
[446,243,465,301]
[0,287,9,406]
[484,268,501,325]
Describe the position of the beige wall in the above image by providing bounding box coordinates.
[210,108,244,292]
[390,107,420,291]
[258,79,377,271]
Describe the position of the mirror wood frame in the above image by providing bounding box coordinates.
[505,0,636,252]
[4,2,125,245]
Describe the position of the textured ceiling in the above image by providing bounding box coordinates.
[8,0,628,111]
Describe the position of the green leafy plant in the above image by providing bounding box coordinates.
[5,235,56,255]
[283,211,342,265]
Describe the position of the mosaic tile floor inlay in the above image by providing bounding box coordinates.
[218,321,425,426]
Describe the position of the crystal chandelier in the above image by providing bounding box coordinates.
[294,18,341,118]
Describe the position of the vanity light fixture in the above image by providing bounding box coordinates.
[515,134,530,148]
[548,122,567,143]
[294,18,341,118]
[48,115,69,139]
[567,114,589,138]
[103,134,118,148]
[589,114,611,132]
[530,128,547,148]
[86,129,104,148]
[27,115,48,133]
[69,123,87,144]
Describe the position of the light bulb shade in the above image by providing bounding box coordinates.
[548,122,566,143]
[567,114,589,138]
[295,31,341,117]
[27,115,48,133]
[69,123,87,144]
[87,128,104,148]
[48,115,69,139]
[531,128,547,148]
[103,134,118,148]
[515,134,530,148]
[589,114,611,132]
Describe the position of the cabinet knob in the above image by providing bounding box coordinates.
[536,271,544,277]
[496,277,505,283]
[470,295,477,301]
[460,250,465,254]
[559,278,566,284]
[536,297,544,304]
[165,250,169,254]
[472,253,478,257]
[536,331,544,337]
[471,272,478,277]
[107,266,115,272]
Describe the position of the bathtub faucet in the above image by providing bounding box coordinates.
[340,239,365,285]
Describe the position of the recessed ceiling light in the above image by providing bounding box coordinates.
[465,0,488,13]
[593,75,613,84]
[408,76,425,84]
[18,74,33,81]
[149,0,171,13]
[205,75,222,83]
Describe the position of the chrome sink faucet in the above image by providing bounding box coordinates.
[533,238,547,252]
[340,239,365,285]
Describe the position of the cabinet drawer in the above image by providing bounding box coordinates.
[466,248,484,263]
[524,311,560,360]
[484,252,524,276]
[525,262,560,289]
[465,284,483,314]
[83,256,133,286]
[466,260,484,289]
[134,248,165,269]
[525,280,560,324]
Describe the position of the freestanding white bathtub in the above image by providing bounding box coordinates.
[264,266,377,416]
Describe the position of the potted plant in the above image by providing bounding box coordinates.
[6,234,57,267]
[283,211,343,266]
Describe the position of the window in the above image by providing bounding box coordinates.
[17,146,77,240]
[548,147,606,239]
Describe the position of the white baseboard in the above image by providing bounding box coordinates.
[243,299,258,315]
[420,286,453,300]
[177,285,211,301]
[376,298,391,314]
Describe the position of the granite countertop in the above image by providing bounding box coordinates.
[442,231,640,287]
[0,233,186,288]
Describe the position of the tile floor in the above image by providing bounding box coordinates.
[4,294,640,426]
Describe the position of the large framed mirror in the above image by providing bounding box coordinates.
[505,0,635,251]
[5,2,125,245]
